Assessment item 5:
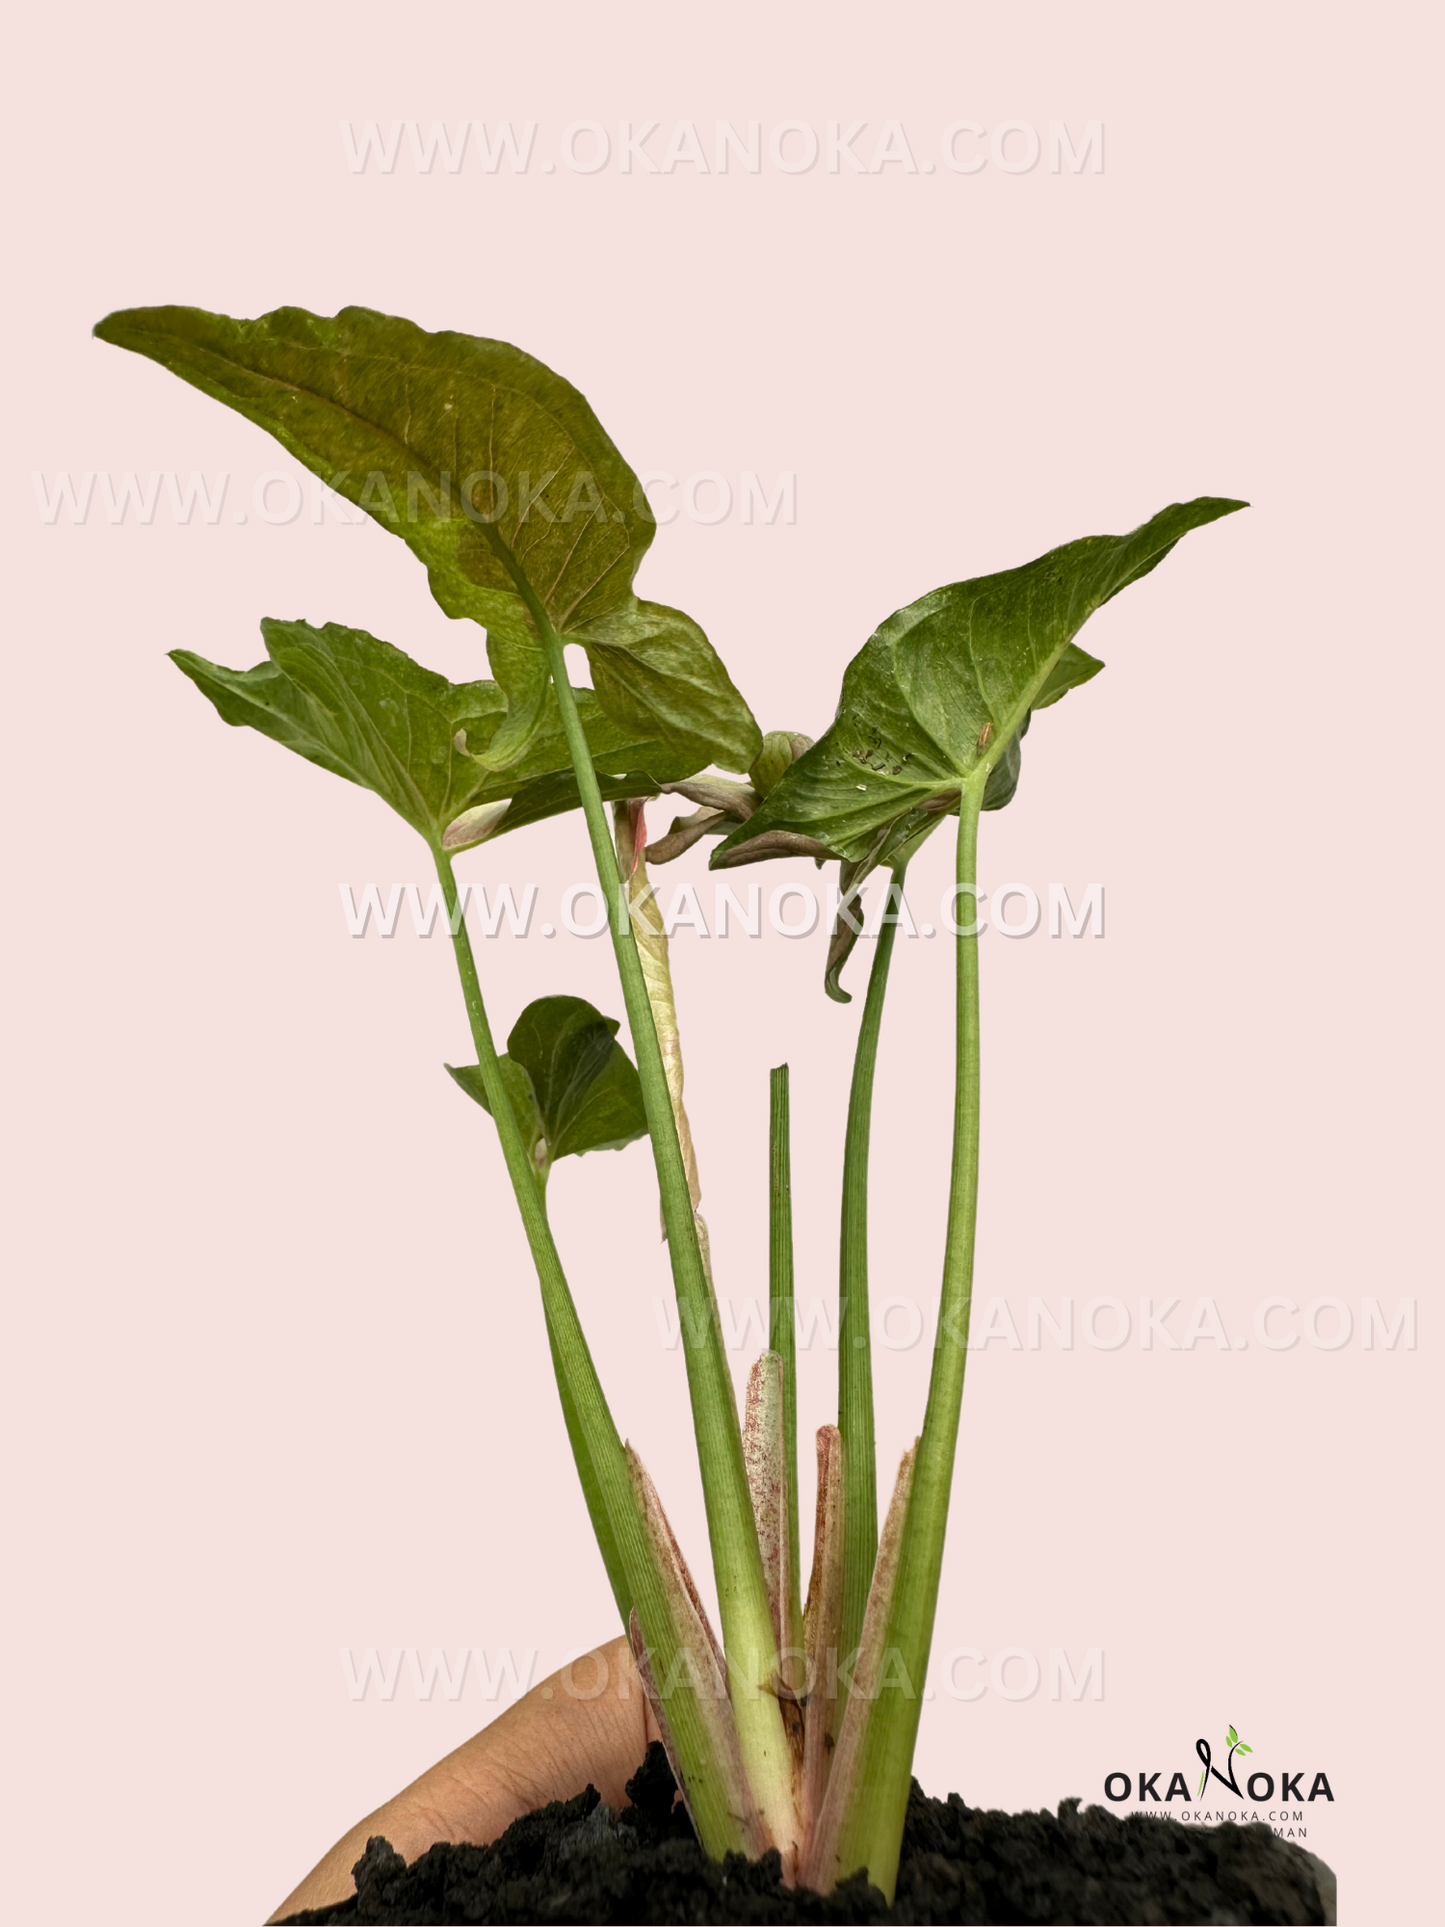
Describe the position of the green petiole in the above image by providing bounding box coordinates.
[769,1065,804,1672]
[829,794,984,1893]
[836,860,910,1691]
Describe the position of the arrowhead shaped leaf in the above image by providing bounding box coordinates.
[448,995,647,1182]
[96,304,761,774]
[173,618,706,850]
[712,499,1246,875]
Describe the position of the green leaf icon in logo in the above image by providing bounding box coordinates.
[1227,1725,1238,1745]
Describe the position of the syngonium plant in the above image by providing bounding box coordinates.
[95,302,1244,1900]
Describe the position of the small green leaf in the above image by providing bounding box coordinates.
[172,618,704,849]
[98,305,762,773]
[449,995,647,1181]
[447,1058,544,1167]
[1237,1742,1253,1755]
[1228,1725,1238,1745]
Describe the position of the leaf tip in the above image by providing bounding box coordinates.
[1192,494,1249,526]
[94,306,162,351]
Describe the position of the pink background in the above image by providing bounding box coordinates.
[5,3,1438,1919]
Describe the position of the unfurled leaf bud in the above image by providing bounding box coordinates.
[750,730,814,798]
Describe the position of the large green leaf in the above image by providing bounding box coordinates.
[714,499,1245,871]
[448,996,648,1184]
[96,304,762,774]
[173,618,704,850]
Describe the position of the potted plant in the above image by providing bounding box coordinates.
[96,306,1330,1923]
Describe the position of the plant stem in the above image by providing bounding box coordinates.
[832,796,983,1899]
[837,860,908,1690]
[543,1269,632,1624]
[436,843,632,1616]
[430,845,750,1857]
[769,1065,803,1663]
[509,605,795,1850]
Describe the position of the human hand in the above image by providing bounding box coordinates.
[269,1634,659,1921]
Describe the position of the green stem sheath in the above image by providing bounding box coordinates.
[837,861,909,1683]
[833,797,984,1898]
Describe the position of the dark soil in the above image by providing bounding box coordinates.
[282,1743,1337,1925]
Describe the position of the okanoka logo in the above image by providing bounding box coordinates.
[1104,1723,1334,1839]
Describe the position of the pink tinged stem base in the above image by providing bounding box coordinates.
[743,1352,802,1697]
[625,1447,770,1859]
[744,1353,807,1863]
[801,1424,845,1843]
[799,1440,919,1893]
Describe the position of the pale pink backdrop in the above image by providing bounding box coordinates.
[3,3,1438,1920]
